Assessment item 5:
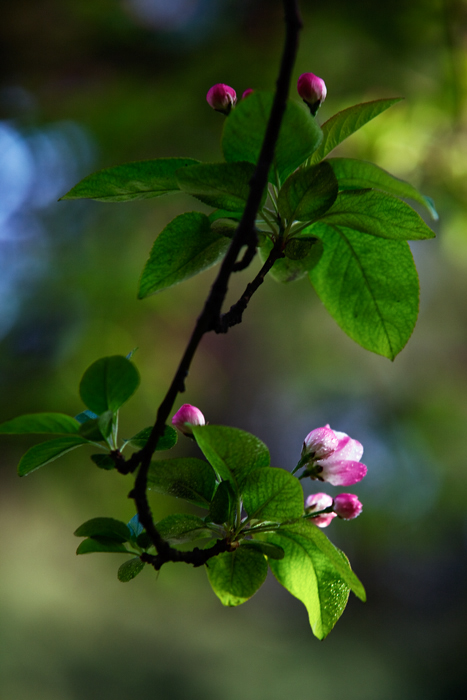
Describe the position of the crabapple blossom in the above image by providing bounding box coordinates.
[172,404,205,436]
[297,72,327,115]
[301,424,367,486]
[242,88,254,99]
[302,425,340,461]
[334,493,363,520]
[206,84,237,114]
[305,492,336,528]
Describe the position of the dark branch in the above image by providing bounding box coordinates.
[123,0,303,569]
[231,231,259,272]
[141,538,236,571]
[214,239,285,333]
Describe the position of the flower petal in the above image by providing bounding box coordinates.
[317,459,367,486]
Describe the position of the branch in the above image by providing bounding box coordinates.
[125,0,303,570]
[140,538,236,571]
[214,239,285,333]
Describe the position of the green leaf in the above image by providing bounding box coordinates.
[125,425,177,451]
[222,91,322,185]
[91,453,115,470]
[309,98,403,164]
[328,158,438,219]
[284,237,320,260]
[78,412,113,442]
[76,537,130,555]
[206,546,268,606]
[259,236,323,283]
[61,157,200,202]
[147,457,217,508]
[79,355,140,415]
[240,539,285,560]
[314,190,435,241]
[266,520,365,639]
[156,514,215,544]
[209,480,236,525]
[74,517,131,542]
[210,218,240,238]
[136,532,152,549]
[308,223,420,359]
[138,212,230,298]
[208,209,243,223]
[243,468,304,522]
[176,161,263,212]
[192,425,270,492]
[118,557,145,582]
[18,436,90,476]
[278,162,338,222]
[0,413,80,435]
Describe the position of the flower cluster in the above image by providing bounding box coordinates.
[206,72,326,117]
[301,424,366,527]
[171,406,364,529]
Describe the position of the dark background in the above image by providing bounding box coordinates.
[1,1,467,698]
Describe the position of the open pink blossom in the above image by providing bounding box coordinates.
[297,73,327,115]
[301,424,367,486]
[172,404,205,436]
[206,84,237,114]
[305,492,336,528]
[334,493,363,520]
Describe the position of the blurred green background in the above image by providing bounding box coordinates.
[1,0,467,698]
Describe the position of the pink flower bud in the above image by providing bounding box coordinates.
[242,88,254,99]
[301,425,367,486]
[305,492,336,528]
[206,84,237,115]
[334,493,363,520]
[302,424,340,461]
[171,404,205,436]
[297,73,327,116]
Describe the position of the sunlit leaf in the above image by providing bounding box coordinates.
[315,190,435,240]
[192,425,270,492]
[206,546,268,606]
[240,539,285,560]
[138,212,230,298]
[242,468,304,522]
[328,158,438,219]
[61,158,200,202]
[308,223,419,359]
[309,98,403,164]
[266,520,365,639]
